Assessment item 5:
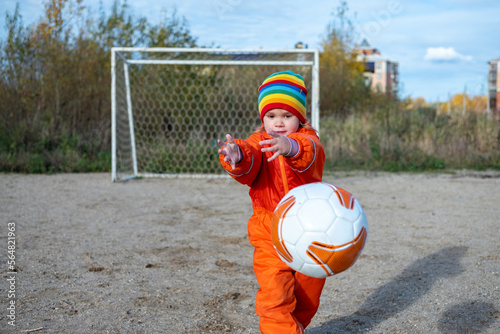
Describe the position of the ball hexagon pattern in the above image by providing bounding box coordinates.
[271,182,368,278]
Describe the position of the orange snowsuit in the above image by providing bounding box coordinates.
[219,127,326,334]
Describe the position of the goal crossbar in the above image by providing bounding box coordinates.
[127,60,314,66]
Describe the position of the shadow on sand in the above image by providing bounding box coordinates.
[307,246,479,333]
[437,300,498,334]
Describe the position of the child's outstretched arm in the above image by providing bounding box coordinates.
[217,134,242,170]
[259,130,298,162]
[286,129,325,182]
[218,133,263,186]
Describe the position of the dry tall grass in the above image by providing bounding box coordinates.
[321,106,500,171]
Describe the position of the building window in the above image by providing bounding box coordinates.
[376,73,382,79]
[364,75,372,86]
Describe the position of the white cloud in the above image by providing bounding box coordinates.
[424,47,473,62]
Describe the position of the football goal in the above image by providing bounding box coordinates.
[111,47,320,182]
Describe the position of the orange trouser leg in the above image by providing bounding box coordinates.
[248,208,326,334]
[293,272,326,328]
[253,244,303,334]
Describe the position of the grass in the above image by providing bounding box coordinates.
[0,127,110,173]
[2,107,499,174]
[321,107,500,172]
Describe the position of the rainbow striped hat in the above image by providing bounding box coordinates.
[258,70,308,123]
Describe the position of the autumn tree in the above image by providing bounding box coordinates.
[438,93,488,115]
[319,1,370,117]
[0,0,199,172]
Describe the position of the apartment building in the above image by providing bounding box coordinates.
[355,39,399,97]
[488,58,500,117]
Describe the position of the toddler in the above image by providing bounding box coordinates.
[218,70,326,334]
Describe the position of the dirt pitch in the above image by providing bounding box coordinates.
[1,171,499,333]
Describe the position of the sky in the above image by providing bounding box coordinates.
[1,0,499,102]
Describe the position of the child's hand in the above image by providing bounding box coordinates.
[217,134,241,170]
[259,130,292,162]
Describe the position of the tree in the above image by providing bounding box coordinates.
[0,0,200,172]
[319,1,369,117]
[439,93,488,115]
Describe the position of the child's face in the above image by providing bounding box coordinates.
[263,109,300,136]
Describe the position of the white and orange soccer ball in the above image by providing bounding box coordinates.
[271,182,368,278]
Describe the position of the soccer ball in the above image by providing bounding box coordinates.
[271,182,368,278]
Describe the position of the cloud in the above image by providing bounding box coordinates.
[424,47,473,62]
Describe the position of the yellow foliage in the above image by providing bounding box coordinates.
[35,0,85,42]
[318,1,369,116]
[438,93,488,114]
[320,36,364,75]
[403,97,428,110]
[414,97,427,107]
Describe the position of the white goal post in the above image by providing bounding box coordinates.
[111,47,320,182]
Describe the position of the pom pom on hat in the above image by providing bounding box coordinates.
[258,70,308,123]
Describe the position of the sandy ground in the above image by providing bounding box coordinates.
[1,171,500,334]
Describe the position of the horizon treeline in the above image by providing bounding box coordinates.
[1,0,499,173]
[0,0,198,173]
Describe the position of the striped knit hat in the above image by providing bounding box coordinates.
[258,70,308,123]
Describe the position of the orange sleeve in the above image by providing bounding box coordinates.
[285,130,325,182]
[219,134,263,186]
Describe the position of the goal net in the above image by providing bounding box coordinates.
[111,47,320,182]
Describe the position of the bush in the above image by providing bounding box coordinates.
[0,0,197,173]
